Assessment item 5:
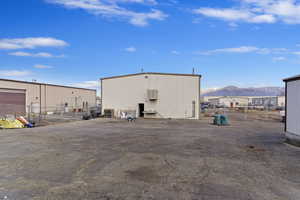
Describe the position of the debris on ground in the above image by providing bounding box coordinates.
[121,112,136,122]
[82,113,91,120]
[17,116,34,128]
[0,116,34,129]
[126,115,136,122]
[0,119,24,129]
[245,145,266,152]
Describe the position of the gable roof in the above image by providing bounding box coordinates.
[283,74,300,82]
[101,72,201,80]
[0,78,96,92]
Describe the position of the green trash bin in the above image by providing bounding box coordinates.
[213,114,229,126]
[220,115,229,126]
[213,114,221,125]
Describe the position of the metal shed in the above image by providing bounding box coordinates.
[283,74,300,146]
[101,72,201,119]
[0,78,97,116]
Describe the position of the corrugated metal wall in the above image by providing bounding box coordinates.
[286,80,300,136]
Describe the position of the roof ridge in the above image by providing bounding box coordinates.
[0,78,96,91]
[101,72,201,80]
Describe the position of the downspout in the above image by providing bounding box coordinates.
[100,78,103,113]
[40,84,42,115]
[39,84,42,121]
[45,84,46,113]
[198,76,201,120]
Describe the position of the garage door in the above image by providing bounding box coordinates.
[0,88,26,116]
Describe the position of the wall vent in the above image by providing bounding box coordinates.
[147,89,158,101]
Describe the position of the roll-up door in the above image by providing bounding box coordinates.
[0,88,26,116]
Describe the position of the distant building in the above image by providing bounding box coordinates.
[208,96,249,108]
[278,96,286,107]
[201,96,220,103]
[96,96,101,106]
[249,96,285,109]
[0,78,96,116]
[283,75,300,146]
[204,95,285,109]
[101,72,201,119]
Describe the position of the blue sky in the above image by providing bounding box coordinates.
[1,0,300,92]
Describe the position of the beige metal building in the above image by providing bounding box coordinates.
[248,96,285,108]
[208,96,249,108]
[283,75,300,146]
[0,78,97,116]
[201,96,220,103]
[101,72,201,119]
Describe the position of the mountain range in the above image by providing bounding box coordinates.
[203,86,285,97]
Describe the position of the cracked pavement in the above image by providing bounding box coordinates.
[0,114,299,200]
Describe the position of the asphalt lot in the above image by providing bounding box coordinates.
[0,114,299,200]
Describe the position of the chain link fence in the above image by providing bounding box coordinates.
[0,104,100,127]
[201,106,283,122]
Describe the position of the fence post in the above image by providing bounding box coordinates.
[27,105,31,122]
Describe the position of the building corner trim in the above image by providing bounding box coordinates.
[285,81,287,132]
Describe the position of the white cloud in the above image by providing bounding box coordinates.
[0,70,32,77]
[72,80,99,89]
[229,22,238,27]
[273,56,286,61]
[194,8,252,21]
[8,51,35,57]
[293,51,300,55]
[111,0,157,5]
[202,87,220,94]
[0,37,68,50]
[198,46,289,55]
[194,8,276,24]
[194,0,300,24]
[46,0,167,26]
[34,64,53,69]
[171,50,180,55]
[198,46,259,55]
[249,14,276,23]
[125,46,137,52]
[8,51,62,58]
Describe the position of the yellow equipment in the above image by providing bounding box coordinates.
[0,119,25,129]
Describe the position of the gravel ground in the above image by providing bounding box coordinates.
[0,114,299,200]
